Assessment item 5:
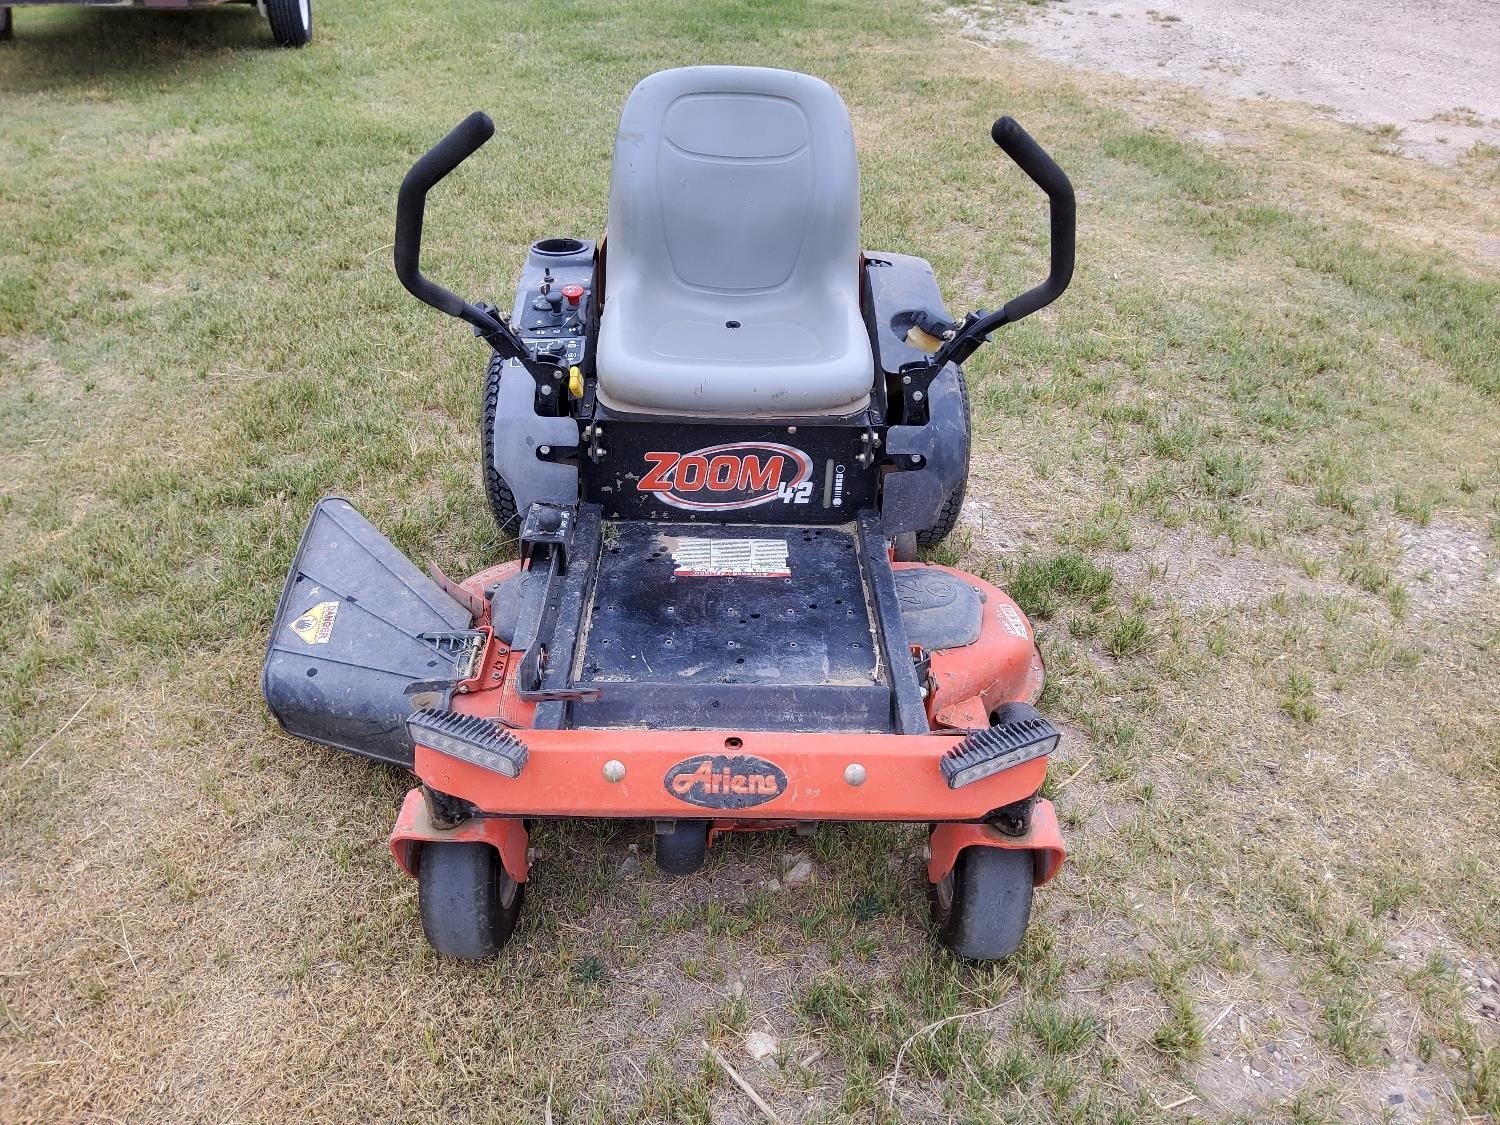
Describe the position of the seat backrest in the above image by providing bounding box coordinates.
[607,66,859,296]
[597,66,872,418]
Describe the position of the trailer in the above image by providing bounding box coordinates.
[1,0,311,47]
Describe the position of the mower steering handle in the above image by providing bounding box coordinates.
[990,116,1075,323]
[394,111,504,331]
[929,117,1075,370]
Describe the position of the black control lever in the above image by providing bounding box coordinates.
[394,112,566,394]
[930,117,1075,370]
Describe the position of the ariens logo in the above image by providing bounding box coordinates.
[664,754,788,810]
[638,442,814,511]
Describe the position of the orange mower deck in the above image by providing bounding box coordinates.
[387,558,1066,890]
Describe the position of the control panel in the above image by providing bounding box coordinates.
[510,237,596,370]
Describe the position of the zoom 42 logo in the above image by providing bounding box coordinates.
[638,442,814,511]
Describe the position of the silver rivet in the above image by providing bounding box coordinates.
[539,445,551,455]
[603,759,625,782]
[787,426,798,434]
[844,763,867,786]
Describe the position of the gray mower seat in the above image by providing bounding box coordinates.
[596,66,874,419]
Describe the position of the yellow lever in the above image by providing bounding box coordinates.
[904,326,943,354]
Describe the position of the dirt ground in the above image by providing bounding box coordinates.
[963,0,1500,163]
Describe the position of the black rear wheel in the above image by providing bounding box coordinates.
[482,356,520,536]
[916,368,970,550]
[931,844,1033,960]
[418,842,524,959]
[1,8,13,41]
[265,0,311,47]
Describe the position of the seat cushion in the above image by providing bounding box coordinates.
[596,67,874,418]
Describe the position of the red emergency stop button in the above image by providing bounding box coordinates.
[561,284,584,307]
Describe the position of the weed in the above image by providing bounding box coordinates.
[1323,985,1379,1066]
[1391,487,1434,526]
[1281,669,1321,723]
[1106,613,1151,658]
[1149,994,1205,1067]
[1195,447,1261,501]
[1461,1043,1500,1117]
[1006,553,1114,620]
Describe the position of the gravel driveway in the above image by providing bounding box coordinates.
[998,0,1500,162]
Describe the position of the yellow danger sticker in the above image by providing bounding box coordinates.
[290,600,340,645]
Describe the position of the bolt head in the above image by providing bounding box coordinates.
[844,763,867,786]
[603,759,626,782]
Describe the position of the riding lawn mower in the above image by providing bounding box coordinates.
[263,66,1076,960]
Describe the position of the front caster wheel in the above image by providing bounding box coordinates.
[265,0,311,47]
[655,821,710,875]
[418,841,523,959]
[931,845,1034,960]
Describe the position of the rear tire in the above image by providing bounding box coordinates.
[1,9,13,42]
[655,821,710,875]
[915,367,971,550]
[418,842,523,959]
[482,357,520,536]
[265,0,311,47]
[931,844,1033,960]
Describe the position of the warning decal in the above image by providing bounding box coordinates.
[672,537,790,578]
[998,603,1029,640]
[290,600,340,644]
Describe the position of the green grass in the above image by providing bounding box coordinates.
[3,0,1500,1121]
[1005,552,1115,619]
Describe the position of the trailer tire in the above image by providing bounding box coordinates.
[418,842,523,959]
[931,844,1033,960]
[915,368,970,550]
[265,0,311,47]
[481,357,521,536]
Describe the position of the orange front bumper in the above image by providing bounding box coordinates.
[413,729,1049,823]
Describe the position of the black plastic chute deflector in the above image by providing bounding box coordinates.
[262,496,476,768]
